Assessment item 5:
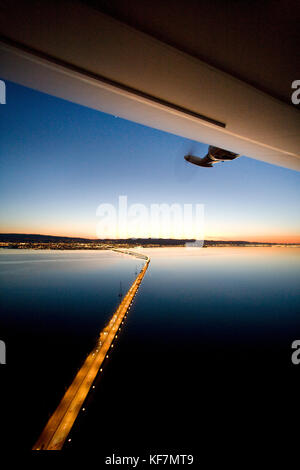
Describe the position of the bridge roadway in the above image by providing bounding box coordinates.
[33,251,150,450]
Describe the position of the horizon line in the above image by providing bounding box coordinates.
[0,232,299,245]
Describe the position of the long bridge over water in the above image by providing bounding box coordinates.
[33,250,150,450]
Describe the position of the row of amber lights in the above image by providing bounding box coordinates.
[33,255,149,449]
[68,287,139,431]
[65,259,149,446]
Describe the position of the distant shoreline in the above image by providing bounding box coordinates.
[1,246,300,250]
[0,233,299,249]
[0,240,299,250]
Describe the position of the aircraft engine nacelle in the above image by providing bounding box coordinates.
[184,145,240,168]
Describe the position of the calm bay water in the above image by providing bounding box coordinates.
[0,249,143,450]
[1,248,299,455]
